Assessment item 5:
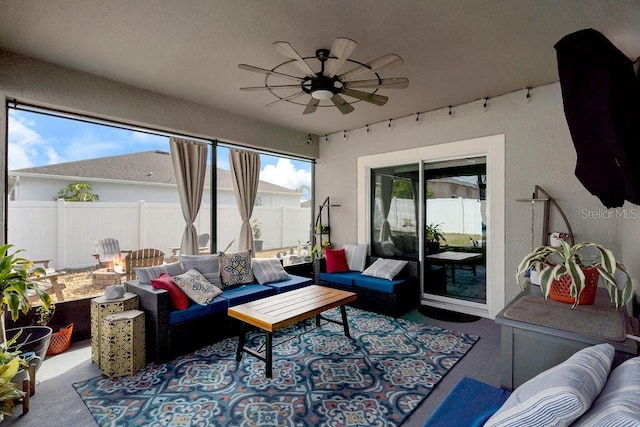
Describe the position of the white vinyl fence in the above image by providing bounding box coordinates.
[8,200,311,269]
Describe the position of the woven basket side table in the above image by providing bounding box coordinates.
[90,292,139,366]
[100,310,146,377]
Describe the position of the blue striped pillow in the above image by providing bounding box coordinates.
[252,258,290,284]
[484,343,614,427]
[573,356,640,426]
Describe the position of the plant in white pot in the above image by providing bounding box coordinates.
[516,240,634,309]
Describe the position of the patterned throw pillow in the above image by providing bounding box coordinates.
[219,250,254,287]
[252,258,290,284]
[173,268,222,305]
[343,243,367,272]
[484,343,615,427]
[180,254,222,289]
[362,258,408,280]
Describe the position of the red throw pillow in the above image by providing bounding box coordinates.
[151,273,189,310]
[324,248,350,273]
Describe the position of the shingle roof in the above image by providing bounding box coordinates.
[11,150,297,193]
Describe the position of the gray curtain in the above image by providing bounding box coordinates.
[229,149,260,252]
[170,137,208,255]
[379,176,393,241]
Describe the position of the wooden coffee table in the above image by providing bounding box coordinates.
[228,285,357,378]
[426,251,483,283]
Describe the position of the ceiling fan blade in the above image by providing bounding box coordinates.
[238,64,303,82]
[338,53,404,81]
[303,98,320,114]
[343,77,409,89]
[265,91,306,107]
[273,41,316,76]
[324,37,358,78]
[340,88,388,106]
[240,84,302,91]
[330,94,355,114]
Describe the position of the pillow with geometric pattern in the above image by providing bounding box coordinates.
[219,250,254,287]
[173,268,222,305]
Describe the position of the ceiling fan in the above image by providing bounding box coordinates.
[238,37,409,115]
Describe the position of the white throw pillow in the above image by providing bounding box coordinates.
[485,343,615,427]
[362,258,407,281]
[343,243,367,272]
[252,258,290,284]
[180,254,222,289]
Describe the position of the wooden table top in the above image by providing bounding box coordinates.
[426,251,483,262]
[227,285,357,332]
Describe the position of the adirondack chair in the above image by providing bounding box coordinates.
[93,238,125,268]
[123,248,165,281]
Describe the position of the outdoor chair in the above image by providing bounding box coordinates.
[123,248,165,281]
[93,238,126,268]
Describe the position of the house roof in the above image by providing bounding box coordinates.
[11,150,298,194]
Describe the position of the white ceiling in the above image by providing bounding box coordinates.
[1,0,639,136]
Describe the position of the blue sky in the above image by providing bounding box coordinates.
[8,109,312,194]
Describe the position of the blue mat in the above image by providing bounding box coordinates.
[74,307,479,426]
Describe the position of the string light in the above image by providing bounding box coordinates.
[325,134,329,142]
[319,83,542,141]
[306,134,312,144]
[343,130,347,140]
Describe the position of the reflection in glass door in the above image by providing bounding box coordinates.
[423,157,487,305]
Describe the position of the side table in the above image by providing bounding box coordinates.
[495,286,637,390]
[90,292,139,367]
[101,310,146,377]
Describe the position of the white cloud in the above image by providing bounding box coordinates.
[260,158,311,193]
[7,111,53,170]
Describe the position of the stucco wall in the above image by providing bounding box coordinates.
[316,83,638,305]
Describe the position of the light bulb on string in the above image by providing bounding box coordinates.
[415,112,420,123]
[343,130,347,140]
[388,119,392,131]
[366,124,370,133]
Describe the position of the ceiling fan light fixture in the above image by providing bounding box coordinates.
[311,89,334,100]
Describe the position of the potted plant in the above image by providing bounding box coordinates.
[251,218,263,252]
[515,240,634,309]
[0,333,28,421]
[0,244,52,344]
[425,223,446,254]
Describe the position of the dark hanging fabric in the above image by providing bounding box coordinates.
[555,28,640,208]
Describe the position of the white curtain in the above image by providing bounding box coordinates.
[379,176,393,241]
[170,137,208,255]
[229,149,260,252]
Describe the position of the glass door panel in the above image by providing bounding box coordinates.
[423,157,487,305]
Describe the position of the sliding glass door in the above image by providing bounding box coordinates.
[423,157,487,306]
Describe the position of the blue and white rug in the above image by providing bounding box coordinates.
[74,307,478,426]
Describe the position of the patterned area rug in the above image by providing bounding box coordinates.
[74,307,478,426]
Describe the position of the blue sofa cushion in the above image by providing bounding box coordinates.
[353,275,407,293]
[319,271,361,287]
[265,275,313,293]
[424,377,511,427]
[218,283,276,306]
[169,296,228,325]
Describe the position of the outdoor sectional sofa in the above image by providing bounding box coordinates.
[126,254,313,362]
[318,254,421,317]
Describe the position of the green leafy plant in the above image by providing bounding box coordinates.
[0,332,27,421]
[425,223,446,243]
[55,182,99,202]
[0,245,51,343]
[251,218,262,239]
[515,240,634,309]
